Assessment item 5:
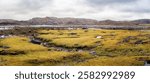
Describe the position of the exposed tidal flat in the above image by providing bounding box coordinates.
[0,27,150,66]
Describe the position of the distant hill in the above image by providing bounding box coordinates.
[28,17,98,25]
[132,19,150,24]
[0,17,150,25]
[98,20,139,25]
[0,19,18,25]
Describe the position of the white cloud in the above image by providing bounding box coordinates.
[0,0,150,20]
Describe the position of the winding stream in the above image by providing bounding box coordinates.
[29,36,97,55]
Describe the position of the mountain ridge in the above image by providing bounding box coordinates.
[0,17,150,25]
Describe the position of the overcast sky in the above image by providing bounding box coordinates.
[0,0,150,21]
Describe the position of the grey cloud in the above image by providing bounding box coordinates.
[86,0,150,14]
[84,0,139,13]
[122,8,150,13]
[0,0,150,20]
[17,0,53,11]
[86,0,138,5]
[121,0,150,13]
[0,0,54,20]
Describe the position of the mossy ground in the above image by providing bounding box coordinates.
[0,28,150,66]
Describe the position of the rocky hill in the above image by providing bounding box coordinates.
[0,17,150,25]
[132,19,150,24]
[28,17,98,25]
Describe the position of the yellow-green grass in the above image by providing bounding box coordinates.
[37,29,108,47]
[1,51,148,66]
[0,48,2,51]
[77,56,150,66]
[37,29,150,48]
[51,37,100,48]
[37,29,150,57]
[0,29,150,66]
[0,51,92,66]
[0,36,47,52]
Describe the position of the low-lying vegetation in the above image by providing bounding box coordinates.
[0,28,150,66]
